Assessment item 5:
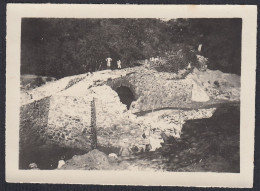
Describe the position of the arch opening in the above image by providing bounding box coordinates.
[115,86,135,109]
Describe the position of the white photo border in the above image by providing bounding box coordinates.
[6,4,257,188]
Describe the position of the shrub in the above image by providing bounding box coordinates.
[46,76,53,82]
[153,44,198,73]
[196,55,208,70]
[34,76,45,87]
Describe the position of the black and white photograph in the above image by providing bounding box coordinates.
[19,17,242,172]
[6,4,256,187]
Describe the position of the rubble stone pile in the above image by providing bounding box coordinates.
[137,108,216,140]
[187,68,240,101]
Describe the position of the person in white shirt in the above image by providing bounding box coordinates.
[106,57,112,69]
[187,62,191,69]
[117,60,122,69]
[198,44,202,52]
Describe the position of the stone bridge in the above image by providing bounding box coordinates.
[19,66,212,155]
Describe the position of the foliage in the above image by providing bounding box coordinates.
[196,55,208,70]
[46,76,53,82]
[21,18,242,78]
[153,44,197,73]
[33,76,45,88]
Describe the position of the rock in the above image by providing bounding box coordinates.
[137,108,216,140]
[59,149,111,170]
[57,160,65,168]
[108,153,118,159]
[118,161,131,169]
[191,82,210,102]
[119,146,131,157]
[231,88,240,97]
[149,136,164,151]
[29,163,39,170]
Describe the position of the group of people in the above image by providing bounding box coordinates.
[105,57,122,69]
[149,56,161,62]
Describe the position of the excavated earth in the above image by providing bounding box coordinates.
[20,65,240,171]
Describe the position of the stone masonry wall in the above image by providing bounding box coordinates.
[20,97,51,150]
[47,95,93,151]
[106,67,193,113]
[85,86,146,149]
[45,85,144,150]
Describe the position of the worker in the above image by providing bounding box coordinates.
[117,60,122,69]
[106,57,112,69]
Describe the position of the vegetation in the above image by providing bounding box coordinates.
[152,44,198,73]
[34,76,45,88]
[21,18,241,79]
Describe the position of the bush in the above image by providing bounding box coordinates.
[196,55,208,70]
[154,45,197,73]
[46,76,53,82]
[34,76,45,87]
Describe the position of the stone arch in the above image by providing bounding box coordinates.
[115,86,136,109]
[107,77,137,96]
[105,77,137,109]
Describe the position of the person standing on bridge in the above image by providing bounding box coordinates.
[117,60,122,69]
[106,57,112,69]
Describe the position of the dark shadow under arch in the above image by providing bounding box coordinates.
[115,86,135,109]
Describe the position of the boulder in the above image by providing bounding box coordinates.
[191,82,210,102]
[59,149,111,170]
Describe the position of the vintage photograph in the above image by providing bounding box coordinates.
[6,4,256,187]
[19,18,241,172]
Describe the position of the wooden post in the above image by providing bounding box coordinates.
[90,97,97,149]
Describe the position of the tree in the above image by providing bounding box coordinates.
[21,18,242,78]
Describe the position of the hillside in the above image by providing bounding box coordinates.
[20,75,56,90]
[21,18,241,79]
